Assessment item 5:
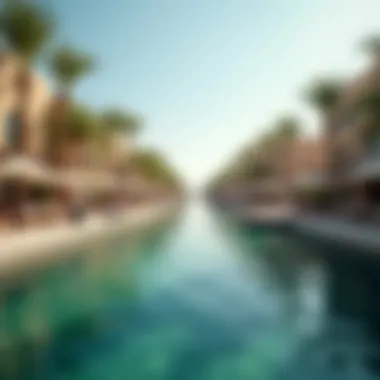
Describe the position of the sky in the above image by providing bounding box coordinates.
[40,0,380,187]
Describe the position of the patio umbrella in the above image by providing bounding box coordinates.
[0,156,53,185]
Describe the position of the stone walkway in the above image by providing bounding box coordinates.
[0,202,178,277]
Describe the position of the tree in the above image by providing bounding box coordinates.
[49,45,95,96]
[245,160,274,179]
[1,1,54,153]
[46,102,100,167]
[66,104,97,141]
[358,35,380,143]
[273,116,302,142]
[102,109,142,136]
[129,149,183,190]
[304,79,343,117]
[0,1,55,224]
[356,83,380,149]
[304,78,345,186]
[1,1,54,62]
[47,46,95,165]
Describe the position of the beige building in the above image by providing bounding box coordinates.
[107,133,134,169]
[284,138,328,187]
[0,53,51,157]
[328,60,380,184]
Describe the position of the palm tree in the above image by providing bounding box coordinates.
[358,35,380,149]
[1,1,54,225]
[1,1,54,62]
[356,83,380,155]
[305,79,343,183]
[304,79,343,119]
[1,1,54,152]
[273,116,302,142]
[63,104,99,166]
[46,103,100,167]
[48,46,95,164]
[129,149,182,193]
[66,105,97,142]
[102,109,141,136]
[100,109,143,173]
[49,46,95,97]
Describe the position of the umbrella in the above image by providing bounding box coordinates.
[0,156,53,184]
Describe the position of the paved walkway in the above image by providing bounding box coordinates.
[293,215,380,252]
[0,202,178,277]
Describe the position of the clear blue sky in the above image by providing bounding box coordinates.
[42,0,380,187]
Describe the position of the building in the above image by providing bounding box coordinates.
[326,59,380,218]
[0,53,51,157]
[284,138,327,186]
[107,133,134,169]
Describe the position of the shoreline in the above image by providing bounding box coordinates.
[292,216,380,253]
[0,201,180,278]
[218,203,380,253]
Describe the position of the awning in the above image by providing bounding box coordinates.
[0,156,54,185]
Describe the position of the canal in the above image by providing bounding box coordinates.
[1,202,380,379]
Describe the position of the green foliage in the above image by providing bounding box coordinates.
[93,119,112,148]
[66,105,98,140]
[207,116,301,192]
[357,86,380,116]
[1,1,54,61]
[102,109,142,135]
[245,161,274,179]
[304,78,343,115]
[50,46,95,93]
[357,89,380,143]
[130,149,182,188]
[272,116,301,141]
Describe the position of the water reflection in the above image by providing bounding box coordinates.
[0,204,380,379]
[0,216,179,380]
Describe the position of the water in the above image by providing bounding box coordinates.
[1,202,380,379]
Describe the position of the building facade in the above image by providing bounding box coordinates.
[0,53,51,157]
[326,59,380,217]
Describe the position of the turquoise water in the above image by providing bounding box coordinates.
[1,202,380,379]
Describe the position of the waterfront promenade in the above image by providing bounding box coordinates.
[0,202,178,277]
[293,216,380,252]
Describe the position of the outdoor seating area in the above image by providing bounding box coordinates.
[0,2,183,233]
